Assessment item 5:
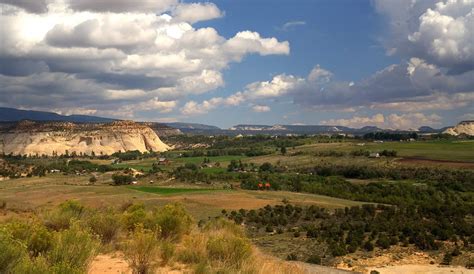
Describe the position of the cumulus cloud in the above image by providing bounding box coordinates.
[252,105,271,112]
[374,0,474,73]
[186,56,474,116]
[291,60,474,110]
[321,113,442,130]
[321,114,385,128]
[172,2,223,23]
[180,95,242,115]
[179,74,301,115]
[0,0,289,119]
[370,92,474,112]
[224,31,290,60]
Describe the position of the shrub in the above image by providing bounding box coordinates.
[206,234,252,269]
[286,253,298,261]
[153,203,193,241]
[306,254,321,264]
[376,235,391,249]
[112,174,134,185]
[122,204,152,231]
[28,224,53,257]
[3,221,31,242]
[203,218,244,237]
[0,228,27,273]
[442,252,453,265]
[12,256,50,274]
[364,241,374,251]
[47,222,99,272]
[160,241,175,265]
[177,234,208,264]
[89,176,97,183]
[43,200,85,230]
[123,225,160,274]
[86,209,121,244]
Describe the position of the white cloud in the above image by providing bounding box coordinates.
[374,0,474,72]
[244,74,302,99]
[224,31,290,60]
[179,74,301,115]
[0,0,290,119]
[172,2,223,23]
[321,114,385,128]
[279,20,306,31]
[252,105,271,112]
[371,92,474,112]
[179,94,243,115]
[321,113,442,130]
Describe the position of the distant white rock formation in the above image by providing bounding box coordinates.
[443,120,474,136]
[0,120,170,156]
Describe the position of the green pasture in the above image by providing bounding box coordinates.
[292,140,474,162]
[366,140,474,162]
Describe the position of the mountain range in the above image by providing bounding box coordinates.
[0,107,454,135]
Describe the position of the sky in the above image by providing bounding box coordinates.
[0,0,473,129]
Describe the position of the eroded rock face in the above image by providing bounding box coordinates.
[443,121,474,136]
[0,120,170,156]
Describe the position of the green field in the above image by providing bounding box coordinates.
[366,140,474,162]
[292,140,474,162]
[128,186,216,195]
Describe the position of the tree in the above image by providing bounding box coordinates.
[112,174,134,185]
[280,146,287,155]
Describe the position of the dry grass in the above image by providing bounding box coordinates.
[0,173,363,222]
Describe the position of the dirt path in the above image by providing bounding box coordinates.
[88,253,130,274]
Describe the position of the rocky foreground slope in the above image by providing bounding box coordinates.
[443,120,474,136]
[0,120,170,156]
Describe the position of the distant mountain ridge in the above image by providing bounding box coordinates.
[0,107,453,135]
[229,124,387,135]
[0,107,116,123]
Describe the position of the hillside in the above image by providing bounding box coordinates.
[0,120,170,156]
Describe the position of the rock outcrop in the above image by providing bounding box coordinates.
[443,120,474,136]
[0,120,170,156]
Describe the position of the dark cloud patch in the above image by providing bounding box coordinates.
[0,0,49,13]
[291,61,474,109]
[76,72,175,91]
[67,0,176,13]
[0,58,49,76]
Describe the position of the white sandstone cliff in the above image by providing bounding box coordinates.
[0,120,170,156]
[443,120,474,136]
